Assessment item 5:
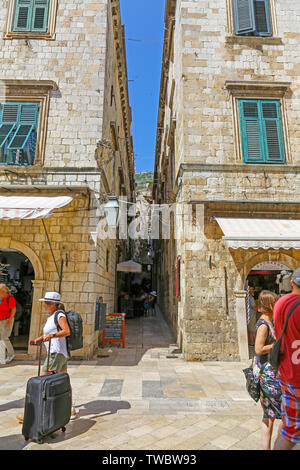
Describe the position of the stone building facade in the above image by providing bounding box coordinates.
[153,0,300,361]
[0,0,134,359]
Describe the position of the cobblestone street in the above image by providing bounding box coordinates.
[0,309,297,451]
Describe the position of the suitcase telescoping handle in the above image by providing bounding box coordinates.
[29,338,52,376]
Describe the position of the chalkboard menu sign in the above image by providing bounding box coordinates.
[102,313,126,348]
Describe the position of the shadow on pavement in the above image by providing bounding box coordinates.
[43,399,131,445]
[0,398,24,412]
[0,434,28,450]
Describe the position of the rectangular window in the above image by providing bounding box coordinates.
[0,102,39,165]
[13,0,50,33]
[233,0,272,36]
[239,99,285,164]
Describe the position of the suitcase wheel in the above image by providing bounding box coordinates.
[62,426,66,433]
[37,438,43,445]
[24,436,29,442]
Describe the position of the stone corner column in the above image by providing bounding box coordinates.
[28,279,46,358]
[234,290,250,362]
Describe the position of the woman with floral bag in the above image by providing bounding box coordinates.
[253,290,282,450]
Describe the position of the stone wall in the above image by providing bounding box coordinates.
[154,0,300,360]
[0,0,108,168]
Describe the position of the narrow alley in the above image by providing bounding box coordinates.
[0,308,291,451]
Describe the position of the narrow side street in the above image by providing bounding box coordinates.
[0,309,295,451]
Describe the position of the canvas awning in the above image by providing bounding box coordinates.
[0,196,73,219]
[215,217,300,250]
[117,260,142,273]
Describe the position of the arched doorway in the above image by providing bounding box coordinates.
[0,249,35,353]
[244,257,295,356]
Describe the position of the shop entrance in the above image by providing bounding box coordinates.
[246,261,293,298]
[245,261,293,354]
[0,249,34,352]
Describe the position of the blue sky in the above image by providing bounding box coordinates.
[120,0,165,173]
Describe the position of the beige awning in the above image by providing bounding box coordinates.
[0,196,73,219]
[215,217,300,250]
[117,260,142,273]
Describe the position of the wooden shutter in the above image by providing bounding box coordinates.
[13,0,33,32]
[8,124,34,150]
[233,0,256,35]
[0,125,15,148]
[239,100,264,163]
[31,0,50,32]
[20,103,39,125]
[261,101,285,163]
[0,104,18,148]
[254,0,272,36]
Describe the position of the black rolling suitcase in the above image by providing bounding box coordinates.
[22,339,71,444]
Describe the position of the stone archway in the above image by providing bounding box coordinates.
[242,251,297,287]
[0,237,45,358]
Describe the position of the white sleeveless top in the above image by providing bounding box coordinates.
[43,311,69,359]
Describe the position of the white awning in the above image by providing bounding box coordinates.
[0,196,73,219]
[117,260,142,273]
[215,217,300,250]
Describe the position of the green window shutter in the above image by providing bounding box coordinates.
[233,0,256,35]
[20,103,39,125]
[0,102,39,165]
[239,100,264,163]
[0,104,18,148]
[261,101,285,163]
[240,99,285,164]
[254,0,272,36]
[8,124,34,150]
[31,0,50,32]
[13,0,33,32]
[0,125,15,148]
[9,102,39,150]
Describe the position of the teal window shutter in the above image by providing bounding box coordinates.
[239,99,285,164]
[0,102,39,165]
[13,0,50,33]
[8,124,34,150]
[233,0,256,35]
[0,104,18,148]
[254,0,272,36]
[239,100,264,163]
[0,125,15,148]
[261,101,285,163]
[13,0,33,32]
[31,0,50,32]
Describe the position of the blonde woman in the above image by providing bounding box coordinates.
[254,290,282,450]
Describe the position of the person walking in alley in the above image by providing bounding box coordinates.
[273,268,300,450]
[16,292,77,423]
[0,284,16,364]
[253,290,282,450]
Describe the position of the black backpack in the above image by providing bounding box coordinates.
[54,310,83,352]
[269,299,300,371]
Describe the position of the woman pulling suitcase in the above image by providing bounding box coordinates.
[16,292,77,427]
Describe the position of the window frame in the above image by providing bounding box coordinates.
[4,0,58,40]
[238,99,286,164]
[227,0,278,39]
[225,81,291,165]
[0,80,58,167]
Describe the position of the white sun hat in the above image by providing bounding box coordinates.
[39,292,61,302]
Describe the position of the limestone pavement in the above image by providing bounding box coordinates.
[0,308,298,451]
